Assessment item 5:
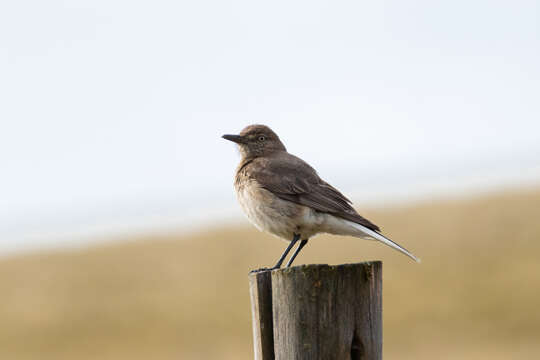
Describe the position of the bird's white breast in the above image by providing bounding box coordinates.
[234,178,328,241]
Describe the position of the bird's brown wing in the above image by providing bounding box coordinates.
[248,153,380,232]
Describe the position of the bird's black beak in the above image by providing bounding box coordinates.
[222,134,246,144]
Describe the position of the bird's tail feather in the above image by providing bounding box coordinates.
[348,221,421,263]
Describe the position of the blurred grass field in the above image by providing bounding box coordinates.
[1,187,540,359]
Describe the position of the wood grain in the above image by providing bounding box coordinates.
[249,270,275,360]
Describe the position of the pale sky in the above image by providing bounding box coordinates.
[1,1,539,253]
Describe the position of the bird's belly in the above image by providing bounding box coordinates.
[235,182,319,240]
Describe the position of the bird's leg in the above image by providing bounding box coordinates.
[249,234,301,273]
[285,239,308,267]
[269,233,300,270]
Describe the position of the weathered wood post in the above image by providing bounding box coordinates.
[249,262,382,360]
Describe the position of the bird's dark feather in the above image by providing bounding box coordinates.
[245,152,380,232]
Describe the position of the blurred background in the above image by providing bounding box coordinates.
[1,0,539,359]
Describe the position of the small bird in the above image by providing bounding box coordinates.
[223,124,419,269]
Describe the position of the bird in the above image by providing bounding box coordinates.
[222,124,420,270]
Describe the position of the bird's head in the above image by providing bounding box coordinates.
[222,124,286,158]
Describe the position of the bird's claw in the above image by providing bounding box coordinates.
[249,266,279,274]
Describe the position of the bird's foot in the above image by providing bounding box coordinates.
[249,266,280,274]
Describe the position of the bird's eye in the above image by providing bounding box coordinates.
[258,136,266,141]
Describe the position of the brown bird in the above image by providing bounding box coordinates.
[223,124,419,270]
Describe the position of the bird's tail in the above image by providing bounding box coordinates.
[347,220,421,263]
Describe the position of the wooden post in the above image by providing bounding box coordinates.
[249,270,275,360]
[249,262,382,360]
